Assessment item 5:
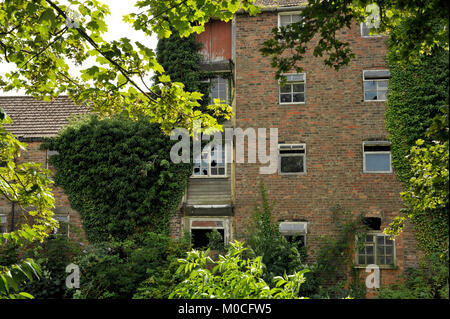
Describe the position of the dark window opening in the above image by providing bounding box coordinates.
[191,228,224,249]
[284,234,305,249]
[363,217,381,231]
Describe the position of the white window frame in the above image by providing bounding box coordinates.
[0,214,7,234]
[363,70,389,102]
[209,76,229,105]
[355,231,396,268]
[192,142,228,178]
[363,141,392,173]
[187,217,231,246]
[278,143,307,175]
[360,22,383,38]
[278,11,303,29]
[279,73,306,105]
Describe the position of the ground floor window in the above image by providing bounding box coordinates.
[186,217,230,249]
[356,232,395,266]
[53,214,69,237]
[279,221,307,250]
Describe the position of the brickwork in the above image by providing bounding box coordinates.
[0,140,85,241]
[232,10,418,287]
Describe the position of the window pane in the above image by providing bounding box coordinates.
[367,255,374,264]
[291,14,302,23]
[358,255,366,264]
[280,93,292,103]
[280,155,304,173]
[365,153,390,171]
[365,91,378,100]
[280,84,291,93]
[366,245,374,255]
[377,80,388,89]
[365,235,374,242]
[292,83,304,92]
[293,93,305,102]
[364,81,377,91]
[377,255,385,265]
[378,89,388,100]
[280,15,291,27]
[385,256,393,265]
[377,236,385,245]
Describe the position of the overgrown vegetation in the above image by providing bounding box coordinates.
[385,48,449,185]
[169,241,309,299]
[42,115,192,243]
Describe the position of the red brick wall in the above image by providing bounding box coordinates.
[233,11,418,288]
[0,141,85,241]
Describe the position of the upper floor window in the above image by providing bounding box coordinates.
[210,76,229,105]
[360,22,382,37]
[279,73,306,104]
[193,143,226,177]
[278,12,303,28]
[0,214,7,234]
[356,232,395,266]
[363,141,392,173]
[363,70,390,101]
[278,144,306,175]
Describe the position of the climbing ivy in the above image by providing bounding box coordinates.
[385,48,449,186]
[42,115,192,243]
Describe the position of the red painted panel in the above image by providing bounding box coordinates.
[196,20,231,62]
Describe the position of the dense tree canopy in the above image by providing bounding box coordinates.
[0,0,258,134]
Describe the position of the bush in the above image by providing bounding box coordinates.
[244,182,305,283]
[169,241,309,299]
[73,232,191,299]
[43,115,192,242]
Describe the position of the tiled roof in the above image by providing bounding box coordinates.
[255,0,308,8]
[1,96,89,139]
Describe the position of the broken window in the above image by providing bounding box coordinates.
[356,233,395,266]
[363,70,390,101]
[193,143,226,177]
[279,221,307,250]
[188,218,229,249]
[279,73,306,104]
[363,141,392,173]
[278,144,306,174]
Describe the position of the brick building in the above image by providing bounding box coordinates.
[1,0,418,290]
[0,96,88,238]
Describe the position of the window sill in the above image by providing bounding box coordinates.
[190,175,229,179]
[279,102,306,105]
[363,171,392,174]
[363,99,386,102]
[278,172,307,176]
[353,264,397,270]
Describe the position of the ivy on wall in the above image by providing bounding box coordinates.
[42,115,192,243]
[385,48,449,186]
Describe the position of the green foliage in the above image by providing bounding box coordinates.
[23,235,83,299]
[260,0,449,80]
[302,207,368,299]
[42,115,192,243]
[73,232,191,299]
[244,182,305,283]
[379,253,449,299]
[169,240,309,299]
[1,109,57,299]
[385,49,449,185]
[1,1,257,134]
